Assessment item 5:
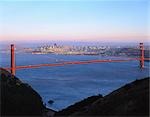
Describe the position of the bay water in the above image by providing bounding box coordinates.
[0,53,149,111]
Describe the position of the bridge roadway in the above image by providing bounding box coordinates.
[4,57,150,70]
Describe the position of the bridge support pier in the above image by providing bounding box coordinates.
[11,44,15,76]
[139,43,144,69]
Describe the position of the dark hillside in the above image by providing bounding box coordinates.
[56,78,149,116]
[0,68,46,116]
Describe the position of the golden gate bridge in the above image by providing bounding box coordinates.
[1,43,150,77]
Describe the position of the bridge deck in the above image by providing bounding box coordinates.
[3,58,143,70]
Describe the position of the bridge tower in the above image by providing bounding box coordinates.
[139,43,144,69]
[11,44,16,76]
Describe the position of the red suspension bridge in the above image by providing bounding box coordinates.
[1,43,150,77]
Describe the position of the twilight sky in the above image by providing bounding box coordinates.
[0,0,149,43]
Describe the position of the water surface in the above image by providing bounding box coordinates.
[0,53,149,110]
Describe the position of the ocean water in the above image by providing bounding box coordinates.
[0,53,149,111]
